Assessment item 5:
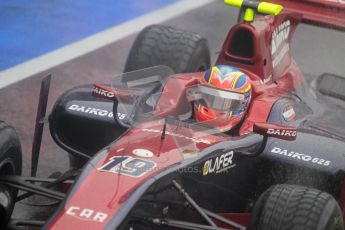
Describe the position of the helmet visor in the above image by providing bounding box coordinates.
[198,85,245,111]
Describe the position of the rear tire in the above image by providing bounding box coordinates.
[248,184,344,230]
[124,24,211,73]
[0,121,22,226]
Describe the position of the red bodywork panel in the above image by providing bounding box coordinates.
[47,118,226,229]
[263,0,345,31]
[216,13,301,82]
[217,13,303,134]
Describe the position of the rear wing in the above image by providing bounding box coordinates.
[262,0,345,31]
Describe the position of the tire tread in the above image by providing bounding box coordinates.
[249,184,344,230]
[124,24,210,73]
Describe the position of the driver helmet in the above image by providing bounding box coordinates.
[194,65,252,132]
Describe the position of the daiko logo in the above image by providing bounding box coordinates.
[267,128,297,137]
[66,206,108,222]
[93,86,115,98]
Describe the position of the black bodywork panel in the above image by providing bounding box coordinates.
[49,85,127,158]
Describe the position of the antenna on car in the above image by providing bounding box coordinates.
[224,0,283,22]
[161,119,167,140]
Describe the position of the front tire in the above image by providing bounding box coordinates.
[248,184,344,230]
[0,121,22,226]
[124,24,211,73]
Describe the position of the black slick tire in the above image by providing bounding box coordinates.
[248,184,344,230]
[0,121,22,226]
[124,24,211,73]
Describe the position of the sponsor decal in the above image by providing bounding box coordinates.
[182,149,197,159]
[272,20,290,56]
[93,86,115,98]
[260,75,272,85]
[141,128,211,144]
[132,149,154,158]
[98,156,156,177]
[267,128,297,137]
[272,43,289,68]
[68,104,126,120]
[270,147,331,166]
[282,104,296,121]
[66,206,108,222]
[272,20,291,68]
[202,151,235,176]
[253,123,297,141]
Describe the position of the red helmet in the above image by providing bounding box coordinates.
[194,65,252,132]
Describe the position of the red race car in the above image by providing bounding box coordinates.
[1,0,345,229]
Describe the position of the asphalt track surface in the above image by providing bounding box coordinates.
[0,0,345,228]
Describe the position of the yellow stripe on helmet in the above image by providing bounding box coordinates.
[242,84,251,93]
[228,110,233,120]
[231,72,243,89]
[208,66,222,84]
[208,67,215,84]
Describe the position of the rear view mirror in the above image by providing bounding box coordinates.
[228,122,297,158]
[253,122,297,141]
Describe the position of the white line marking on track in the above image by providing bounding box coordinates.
[0,0,215,89]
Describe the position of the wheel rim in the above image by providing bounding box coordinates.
[0,158,16,224]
